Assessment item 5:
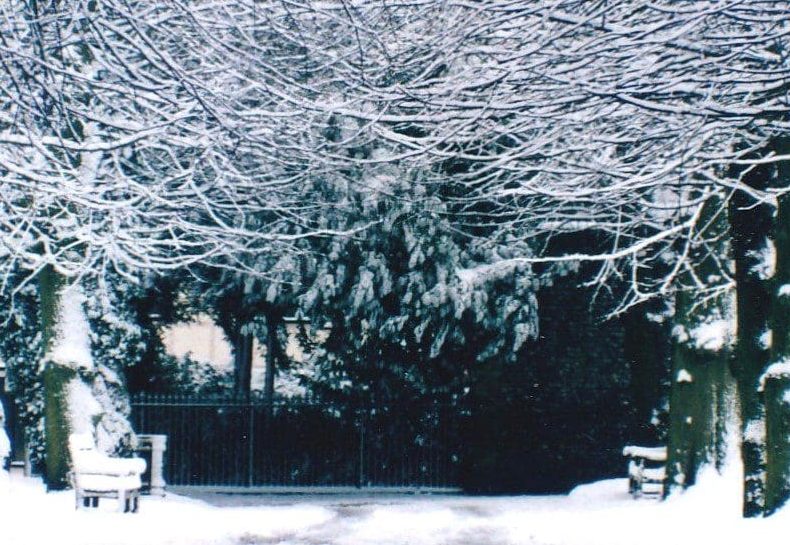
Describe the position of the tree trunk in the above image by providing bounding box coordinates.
[234,325,254,396]
[764,373,790,514]
[622,307,669,443]
[219,284,255,397]
[39,265,74,490]
[765,153,790,514]
[665,192,736,495]
[665,292,734,494]
[729,163,775,517]
[263,312,282,405]
[771,190,790,367]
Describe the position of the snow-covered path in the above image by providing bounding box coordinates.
[1,471,788,545]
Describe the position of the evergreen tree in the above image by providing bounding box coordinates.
[0,279,45,473]
[301,170,539,403]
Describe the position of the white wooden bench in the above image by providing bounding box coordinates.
[68,433,147,513]
[622,445,666,498]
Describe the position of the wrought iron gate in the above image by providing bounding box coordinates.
[130,394,461,489]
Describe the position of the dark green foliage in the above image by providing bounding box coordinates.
[764,375,790,514]
[461,274,655,493]
[123,277,190,394]
[114,273,234,396]
[85,276,148,378]
[302,182,538,405]
[766,166,790,514]
[154,353,234,396]
[622,306,671,444]
[0,281,46,472]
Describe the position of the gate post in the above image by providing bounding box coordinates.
[136,434,168,495]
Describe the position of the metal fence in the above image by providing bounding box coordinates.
[130,394,462,490]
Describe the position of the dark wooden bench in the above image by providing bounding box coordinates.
[623,445,666,498]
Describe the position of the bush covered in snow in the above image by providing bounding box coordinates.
[152,352,234,396]
[0,279,46,472]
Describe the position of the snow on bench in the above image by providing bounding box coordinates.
[622,445,666,499]
[69,433,147,513]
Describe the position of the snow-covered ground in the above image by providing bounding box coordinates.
[1,467,788,545]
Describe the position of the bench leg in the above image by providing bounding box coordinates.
[634,483,643,499]
[81,496,99,508]
[120,490,140,513]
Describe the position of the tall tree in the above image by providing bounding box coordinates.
[764,140,790,514]
[665,195,736,495]
[0,0,358,485]
[300,168,539,404]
